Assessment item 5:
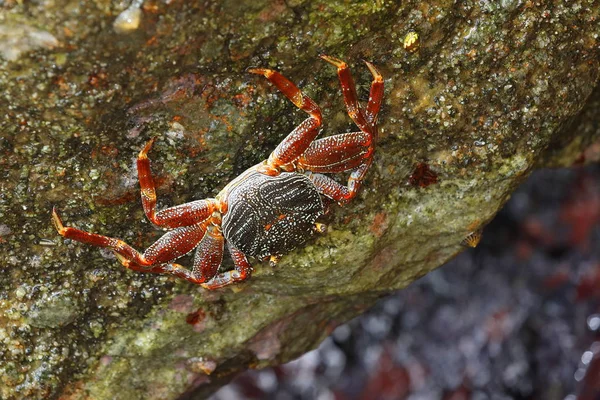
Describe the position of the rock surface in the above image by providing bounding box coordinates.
[0,1,598,399]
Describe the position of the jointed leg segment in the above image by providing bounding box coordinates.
[53,206,237,285]
[307,162,372,204]
[320,55,371,134]
[192,225,224,282]
[249,56,383,205]
[200,243,253,289]
[364,61,384,126]
[298,132,372,173]
[53,207,207,276]
[299,56,383,204]
[138,138,219,228]
[248,68,322,172]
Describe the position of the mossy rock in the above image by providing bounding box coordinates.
[0,1,598,399]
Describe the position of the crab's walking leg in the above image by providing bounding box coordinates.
[320,55,371,134]
[364,61,384,126]
[53,207,206,272]
[301,58,383,204]
[201,243,252,290]
[321,56,384,133]
[248,68,322,171]
[299,132,374,203]
[117,225,225,285]
[138,138,219,228]
[307,163,371,204]
[190,225,224,283]
[298,132,373,173]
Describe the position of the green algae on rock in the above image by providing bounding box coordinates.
[0,0,599,399]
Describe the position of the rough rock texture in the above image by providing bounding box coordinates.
[0,1,598,399]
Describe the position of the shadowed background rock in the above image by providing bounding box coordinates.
[0,1,598,399]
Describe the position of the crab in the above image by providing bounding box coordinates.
[52,55,384,289]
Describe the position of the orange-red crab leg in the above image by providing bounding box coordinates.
[52,207,207,274]
[301,58,383,204]
[321,56,384,132]
[298,131,373,173]
[248,68,322,173]
[307,163,371,204]
[191,225,224,282]
[116,261,207,283]
[320,55,369,133]
[364,61,384,126]
[201,243,252,290]
[138,138,220,228]
[298,131,374,203]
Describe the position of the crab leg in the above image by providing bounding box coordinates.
[53,207,206,269]
[300,58,382,204]
[138,138,220,228]
[321,56,383,132]
[191,225,224,282]
[306,162,371,204]
[364,61,384,126]
[298,131,373,173]
[320,55,370,133]
[116,261,206,283]
[201,243,252,290]
[248,68,322,171]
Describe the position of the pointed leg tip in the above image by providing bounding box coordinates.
[200,273,245,291]
[247,68,272,77]
[363,60,383,81]
[51,207,65,234]
[139,137,157,158]
[320,54,346,68]
[51,206,59,220]
[114,252,130,266]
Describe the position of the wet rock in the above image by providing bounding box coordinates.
[0,1,598,399]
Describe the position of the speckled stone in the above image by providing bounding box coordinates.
[0,1,598,399]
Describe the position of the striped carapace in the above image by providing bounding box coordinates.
[52,56,384,289]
